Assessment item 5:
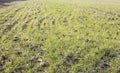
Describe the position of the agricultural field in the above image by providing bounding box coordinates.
[0,0,120,73]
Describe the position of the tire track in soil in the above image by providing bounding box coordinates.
[7,6,31,31]
[2,20,18,34]
[0,7,24,26]
[90,7,120,16]
[22,7,43,30]
[0,7,26,35]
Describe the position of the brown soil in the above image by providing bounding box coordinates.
[0,0,26,3]
[0,0,26,8]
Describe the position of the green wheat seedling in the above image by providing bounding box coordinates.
[0,0,120,73]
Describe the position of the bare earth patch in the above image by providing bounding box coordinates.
[0,0,26,8]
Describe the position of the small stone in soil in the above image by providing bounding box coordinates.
[37,58,42,62]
